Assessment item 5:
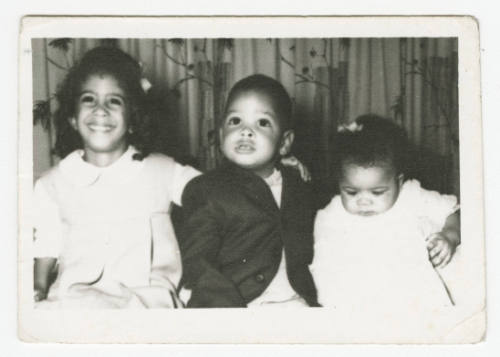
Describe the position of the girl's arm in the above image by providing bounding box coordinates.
[34,257,57,301]
[33,179,62,301]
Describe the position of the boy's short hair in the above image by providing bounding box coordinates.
[224,74,293,131]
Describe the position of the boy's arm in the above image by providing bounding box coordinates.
[34,257,57,301]
[427,210,460,268]
[179,178,246,307]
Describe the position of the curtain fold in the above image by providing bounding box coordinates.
[32,37,459,196]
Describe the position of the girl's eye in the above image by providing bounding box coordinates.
[227,117,241,126]
[372,190,387,196]
[258,119,271,127]
[107,96,124,106]
[344,190,357,196]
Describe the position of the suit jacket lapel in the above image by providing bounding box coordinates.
[225,163,280,217]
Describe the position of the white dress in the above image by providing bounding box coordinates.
[311,180,459,310]
[33,146,200,308]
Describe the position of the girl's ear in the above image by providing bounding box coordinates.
[279,130,295,156]
[218,127,224,146]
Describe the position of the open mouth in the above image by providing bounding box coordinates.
[235,141,255,153]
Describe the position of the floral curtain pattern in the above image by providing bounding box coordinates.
[33,37,459,197]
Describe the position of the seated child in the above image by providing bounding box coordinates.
[311,115,460,310]
[33,47,200,308]
[179,74,319,307]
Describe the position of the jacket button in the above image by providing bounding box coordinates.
[255,273,265,282]
[242,258,247,263]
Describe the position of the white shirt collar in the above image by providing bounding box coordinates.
[263,168,283,187]
[59,146,143,187]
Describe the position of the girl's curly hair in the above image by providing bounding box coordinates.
[53,46,154,160]
[334,114,412,177]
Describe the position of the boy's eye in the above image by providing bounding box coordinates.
[227,117,241,126]
[258,119,271,127]
[80,94,96,104]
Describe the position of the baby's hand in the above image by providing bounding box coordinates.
[426,233,457,268]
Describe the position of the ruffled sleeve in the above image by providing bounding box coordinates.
[33,178,63,258]
[404,180,459,229]
[169,162,201,207]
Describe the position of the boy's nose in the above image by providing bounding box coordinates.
[240,127,254,137]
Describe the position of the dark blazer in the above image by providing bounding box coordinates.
[178,162,319,308]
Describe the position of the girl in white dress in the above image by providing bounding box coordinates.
[33,47,200,308]
[311,115,460,311]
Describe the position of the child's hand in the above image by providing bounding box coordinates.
[281,156,311,182]
[426,233,457,268]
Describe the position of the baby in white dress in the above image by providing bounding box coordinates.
[311,115,460,310]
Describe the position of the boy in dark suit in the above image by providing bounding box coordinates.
[179,74,318,307]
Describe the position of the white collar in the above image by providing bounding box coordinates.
[263,168,282,187]
[59,146,144,187]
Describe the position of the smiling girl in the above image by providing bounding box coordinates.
[33,47,200,308]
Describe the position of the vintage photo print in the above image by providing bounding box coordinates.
[18,16,485,343]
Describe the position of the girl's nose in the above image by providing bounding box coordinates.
[93,101,109,116]
[240,126,254,137]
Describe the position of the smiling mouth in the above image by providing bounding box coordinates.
[88,124,114,133]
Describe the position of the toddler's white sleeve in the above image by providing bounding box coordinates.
[33,180,63,258]
[411,180,459,225]
[170,162,201,207]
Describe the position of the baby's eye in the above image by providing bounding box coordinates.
[227,117,241,126]
[258,119,272,127]
[372,190,387,196]
[343,189,357,196]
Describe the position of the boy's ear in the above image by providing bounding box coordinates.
[69,117,78,130]
[279,130,295,156]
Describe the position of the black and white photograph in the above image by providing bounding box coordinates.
[17,16,485,344]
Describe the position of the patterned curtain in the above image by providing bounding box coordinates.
[33,37,459,200]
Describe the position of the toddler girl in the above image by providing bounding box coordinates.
[33,47,199,308]
[311,115,460,310]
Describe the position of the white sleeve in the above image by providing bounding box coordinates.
[169,162,201,207]
[410,180,459,225]
[33,179,63,258]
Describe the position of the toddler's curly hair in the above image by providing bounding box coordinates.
[334,114,411,176]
